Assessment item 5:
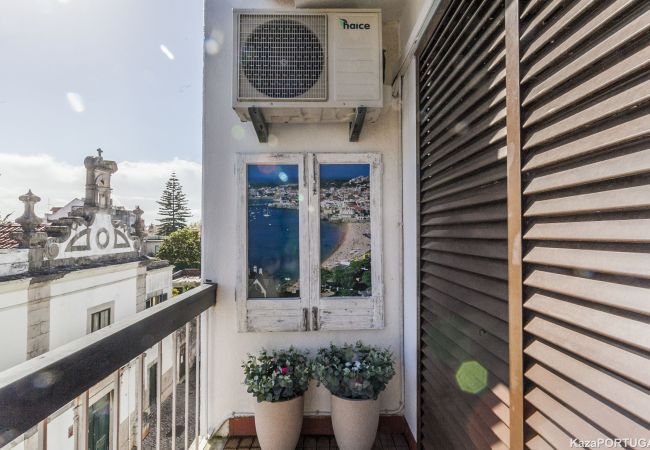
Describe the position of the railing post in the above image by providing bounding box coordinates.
[156,342,162,450]
[37,420,47,450]
[172,330,177,450]
[195,317,200,444]
[136,355,143,450]
[184,322,190,450]
[79,392,89,450]
[112,371,120,450]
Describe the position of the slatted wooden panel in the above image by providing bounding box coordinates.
[519,0,650,447]
[417,0,510,448]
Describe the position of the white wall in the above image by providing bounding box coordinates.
[401,58,418,439]
[47,406,75,450]
[203,0,404,433]
[49,264,140,348]
[146,266,173,297]
[0,279,29,371]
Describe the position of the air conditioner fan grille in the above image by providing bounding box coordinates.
[238,14,327,100]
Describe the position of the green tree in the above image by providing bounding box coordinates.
[157,173,191,235]
[157,227,201,269]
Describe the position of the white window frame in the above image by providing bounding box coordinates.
[309,153,384,331]
[236,153,310,332]
[236,152,383,332]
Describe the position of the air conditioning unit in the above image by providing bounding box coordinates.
[232,9,383,141]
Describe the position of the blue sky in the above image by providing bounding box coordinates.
[0,0,205,222]
[0,0,204,163]
[248,165,299,184]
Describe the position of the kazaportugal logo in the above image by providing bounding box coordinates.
[338,18,371,30]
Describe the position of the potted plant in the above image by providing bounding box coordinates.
[313,342,395,450]
[242,347,311,450]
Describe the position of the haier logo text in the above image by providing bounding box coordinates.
[339,18,371,30]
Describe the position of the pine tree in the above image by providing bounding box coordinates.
[157,173,191,235]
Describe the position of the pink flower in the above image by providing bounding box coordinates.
[281,367,289,375]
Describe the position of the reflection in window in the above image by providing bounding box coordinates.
[247,164,300,299]
[320,164,371,297]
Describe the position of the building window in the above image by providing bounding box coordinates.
[90,308,111,332]
[145,292,168,309]
[88,392,111,450]
[236,153,383,332]
[87,302,115,334]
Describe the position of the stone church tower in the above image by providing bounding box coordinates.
[83,148,118,213]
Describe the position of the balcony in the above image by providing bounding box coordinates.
[0,284,413,450]
[0,284,216,450]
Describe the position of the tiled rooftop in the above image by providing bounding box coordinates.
[0,223,20,249]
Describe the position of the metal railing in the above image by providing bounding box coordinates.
[0,283,217,450]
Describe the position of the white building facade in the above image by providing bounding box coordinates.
[0,152,175,450]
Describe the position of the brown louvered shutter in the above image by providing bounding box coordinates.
[417,0,511,448]
[519,1,650,447]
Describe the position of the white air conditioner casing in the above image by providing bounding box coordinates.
[233,9,383,124]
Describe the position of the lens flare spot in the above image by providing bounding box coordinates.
[33,370,60,389]
[231,125,245,140]
[204,38,220,55]
[453,121,468,134]
[278,171,288,182]
[205,29,224,56]
[455,361,488,394]
[258,165,275,175]
[66,92,85,112]
[160,44,175,60]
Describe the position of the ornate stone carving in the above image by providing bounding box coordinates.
[15,190,46,248]
[133,206,144,238]
[45,238,60,259]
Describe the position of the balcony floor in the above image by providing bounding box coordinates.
[224,433,409,449]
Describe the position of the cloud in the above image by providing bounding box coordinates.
[0,153,201,225]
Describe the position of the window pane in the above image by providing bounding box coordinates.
[247,164,300,299]
[320,164,371,297]
[88,393,111,450]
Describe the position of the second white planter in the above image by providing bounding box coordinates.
[331,395,380,450]
[254,395,304,450]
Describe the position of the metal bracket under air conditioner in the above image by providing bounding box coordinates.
[349,107,367,142]
[248,107,268,143]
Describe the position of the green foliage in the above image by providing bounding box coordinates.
[157,228,200,270]
[312,342,395,400]
[157,173,192,235]
[321,253,371,296]
[242,347,312,403]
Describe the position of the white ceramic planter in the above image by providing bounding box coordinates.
[331,395,380,450]
[254,395,304,450]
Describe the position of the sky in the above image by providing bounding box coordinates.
[0,0,205,223]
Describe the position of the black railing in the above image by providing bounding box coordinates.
[0,283,217,448]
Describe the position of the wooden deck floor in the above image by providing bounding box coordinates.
[224,433,410,449]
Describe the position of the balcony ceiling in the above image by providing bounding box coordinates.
[291,0,403,20]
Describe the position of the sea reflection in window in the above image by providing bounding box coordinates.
[320,164,371,297]
[247,164,300,299]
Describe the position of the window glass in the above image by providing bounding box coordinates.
[247,164,300,299]
[319,164,371,297]
[91,308,111,332]
[88,393,111,450]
